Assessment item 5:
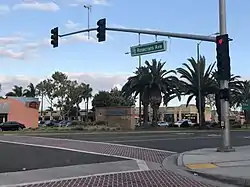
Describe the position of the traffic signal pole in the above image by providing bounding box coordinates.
[217,0,234,152]
[59,27,217,42]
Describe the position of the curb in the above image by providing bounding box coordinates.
[177,152,250,187]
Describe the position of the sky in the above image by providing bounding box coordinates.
[0,0,249,109]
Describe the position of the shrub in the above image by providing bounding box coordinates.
[95,120,107,126]
[71,120,92,126]
[70,126,85,131]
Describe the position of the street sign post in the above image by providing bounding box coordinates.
[242,99,250,111]
[130,40,167,57]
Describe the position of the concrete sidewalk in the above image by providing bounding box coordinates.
[178,145,250,186]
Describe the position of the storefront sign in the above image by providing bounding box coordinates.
[26,101,39,110]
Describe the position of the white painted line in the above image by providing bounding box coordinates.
[244,136,250,139]
[2,169,143,187]
[136,160,150,171]
[0,139,138,161]
[175,133,194,135]
[17,135,177,153]
[106,136,220,143]
[207,134,221,137]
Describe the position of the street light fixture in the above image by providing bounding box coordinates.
[196,32,219,126]
[84,4,92,39]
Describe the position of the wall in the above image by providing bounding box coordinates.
[0,97,40,129]
[95,107,135,130]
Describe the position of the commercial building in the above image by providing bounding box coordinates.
[135,104,212,123]
[0,97,40,129]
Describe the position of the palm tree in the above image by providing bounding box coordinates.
[84,84,92,121]
[176,56,216,126]
[122,59,179,125]
[23,83,36,97]
[213,71,244,122]
[122,66,151,125]
[6,85,24,97]
[235,80,250,123]
[145,59,179,124]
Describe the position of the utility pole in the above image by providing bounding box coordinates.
[196,32,219,126]
[84,4,92,39]
[217,0,234,152]
[196,43,202,126]
[138,34,142,127]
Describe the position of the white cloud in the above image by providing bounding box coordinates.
[70,0,110,7]
[65,20,81,30]
[13,1,60,11]
[0,72,194,109]
[0,49,26,60]
[0,72,130,109]
[0,36,24,45]
[0,4,10,15]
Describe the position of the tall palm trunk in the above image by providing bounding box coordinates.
[142,103,149,126]
[86,97,89,122]
[151,104,160,125]
[41,92,44,120]
[196,96,205,126]
[215,93,221,123]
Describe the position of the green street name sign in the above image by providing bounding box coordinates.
[130,40,167,57]
[242,99,250,111]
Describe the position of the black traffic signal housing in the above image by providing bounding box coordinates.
[51,27,59,48]
[219,88,230,101]
[216,34,231,80]
[96,18,106,42]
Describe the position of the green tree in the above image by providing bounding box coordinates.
[92,88,135,109]
[23,83,36,97]
[122,66,151,125]
[213,71,244,122]
[83,84,92,121]
[36,81,47,118]
[145,59,179,123]
[122,59,179,125]
[6,85,24,97]
[176,56,216,126]
[92,91,112,108]
[51,72,69,118]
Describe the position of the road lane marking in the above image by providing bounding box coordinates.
[175,133,194,135]
[106,136,220,143]
[19,135,177,153]
[0,139,138,161]
[186,163,217,169]
[136,160,150,171]
[207,134,221,137]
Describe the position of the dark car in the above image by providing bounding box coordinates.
[0,121,26,131]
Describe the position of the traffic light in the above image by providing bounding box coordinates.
[216,34,230,80]
[96,18,106,42]
[51,27,58,48]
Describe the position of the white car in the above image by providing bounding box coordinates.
[174,119,194,127]
[157,121,169,127]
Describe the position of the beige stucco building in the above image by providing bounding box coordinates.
[135,104,212,123]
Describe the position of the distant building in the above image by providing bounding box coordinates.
[0,97,40,128]
[135,104,212,123]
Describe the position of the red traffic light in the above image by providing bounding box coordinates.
[218,39,223,45]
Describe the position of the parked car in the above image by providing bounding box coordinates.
[0,121,25,131]
[55,120,72,127]
[157,121,169,127]
[174,119,194,127]
[44,120,57,127]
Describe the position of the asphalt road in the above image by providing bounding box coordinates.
[37,130,250,153]
[0,142,126,173]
